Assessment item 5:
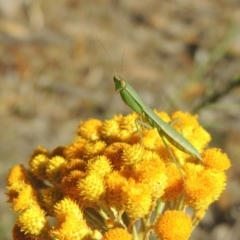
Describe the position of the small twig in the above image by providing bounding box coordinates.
[192,73,240,113]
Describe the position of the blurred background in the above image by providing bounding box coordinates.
[1,0,240,239]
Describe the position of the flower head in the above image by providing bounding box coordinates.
[17,203,49,236]
[120,179,153,220]
[202,148,231,171]
[154,210,192,240]
[184,162,227,210]
[50,198,92,240]
[102,227,132,240]
[77,118,103,141]
[6,111,230,240]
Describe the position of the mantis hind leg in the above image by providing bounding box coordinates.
[158,129,185,182]
[135,117,185,181]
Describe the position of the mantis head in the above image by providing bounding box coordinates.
[113,76,126,93]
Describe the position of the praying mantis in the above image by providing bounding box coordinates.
[97,37,202,165]
[114,75,203,162]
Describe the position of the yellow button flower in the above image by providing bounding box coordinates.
[102,227,132,240]
[154,210,192,240]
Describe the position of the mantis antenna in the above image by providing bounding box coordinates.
[96,36,117,76]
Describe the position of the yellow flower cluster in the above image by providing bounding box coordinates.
[6,111,231,240]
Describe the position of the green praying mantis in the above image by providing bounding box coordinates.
[113,75,203,163]
[97,37,202,172]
